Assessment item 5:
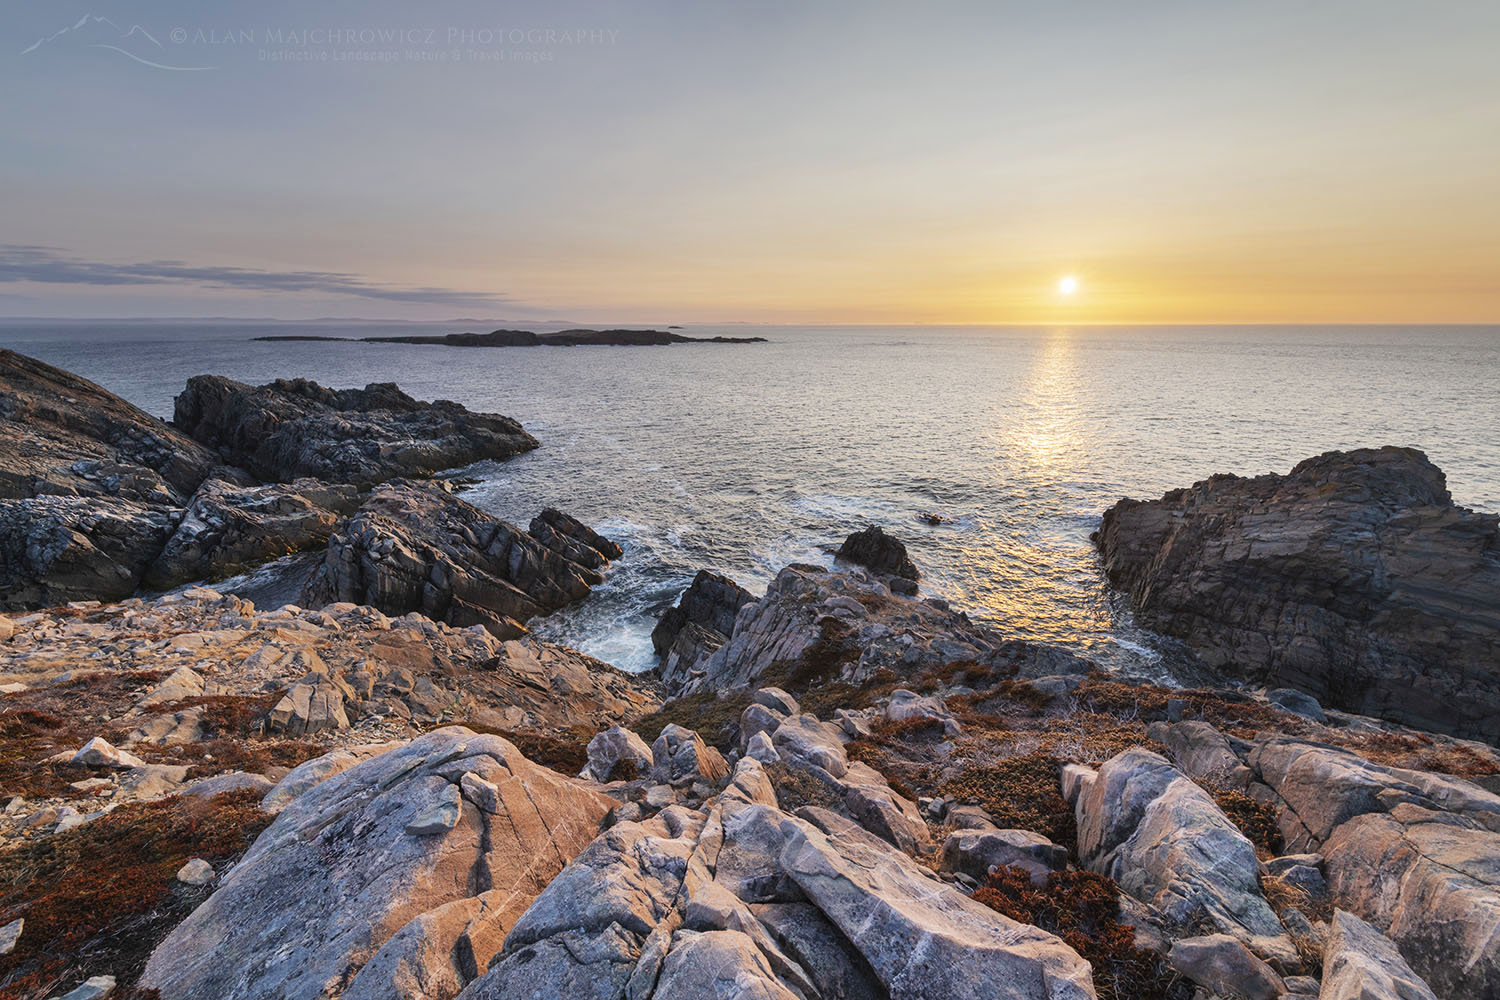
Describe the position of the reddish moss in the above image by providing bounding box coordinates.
[0,789,272,997]
[630,689,751,751]
[939,752,1079,852]
[1209,788,1283,858]
[447,721,596,776]
[973,866,1191,1000]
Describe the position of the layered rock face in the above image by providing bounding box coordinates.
[173,375,538,485]
[0,349,216,503]
[140,729,614,1000]
[1144,717,1500,998]
[2,354,547,611]
[143,478,359,590]
[302,480,620,638]
[1,350,215,608]
[457,760,1094,1000]
[650,569,757,677]
[1096,447,1500,743]
[658,561,1092,696]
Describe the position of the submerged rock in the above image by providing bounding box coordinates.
[1096,447,1500,743]
[172,374,538,486]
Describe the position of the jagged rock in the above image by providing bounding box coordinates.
[0,916,21,956]
[0,615,12,641]
[70,737,146,770]
[172,375,538,486]
[176,859,215,886]
[837,525,920,592]
[745,731,780,764]
[769,714,849,778]
[184,771,275,799]
[301,479,615,637]
[1,495,179,609]
[580,725,654,783]
[942,828,1069,885]
[462,758,1095,1000]
[267,671,352,736]
[651,724,729,785]
[1248,736,1500,851]
[1321,910,1438,1000]
[140,729,612,1000]
[887,688,962,735]
[651,569,757,672]
[1075,748,1296,967]
[1167,934,1285,1000]
[145,478,357,589]
[0,349,215,503]
[663,562,1092,697]
[1323,804,1500,999]
[262,743,403,813]
[1096,447,1500,743]
[120,764,190,799]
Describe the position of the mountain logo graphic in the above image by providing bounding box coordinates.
[20,14,214,71]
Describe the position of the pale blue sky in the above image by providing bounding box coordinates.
[3,1,1497,322]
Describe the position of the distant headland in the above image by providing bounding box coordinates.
[253,328,768,347]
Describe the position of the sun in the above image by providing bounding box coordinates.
[1057,275,1079,296]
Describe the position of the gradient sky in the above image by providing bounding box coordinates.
[2,1,1497,323]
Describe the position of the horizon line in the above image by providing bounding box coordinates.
[2,316,1499,328]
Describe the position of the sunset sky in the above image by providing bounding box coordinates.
[2,1,1497,323]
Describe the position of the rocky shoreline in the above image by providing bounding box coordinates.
[2,350,1497,1000]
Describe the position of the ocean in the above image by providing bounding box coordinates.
[5,320,1497,681]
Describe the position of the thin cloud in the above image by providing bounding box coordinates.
[0,245,514,308]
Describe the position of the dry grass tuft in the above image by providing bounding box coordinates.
[0,789,272,999]
[973,866,1192,1000]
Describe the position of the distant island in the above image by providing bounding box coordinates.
[253,328,768,347]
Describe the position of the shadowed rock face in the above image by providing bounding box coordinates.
[0,349,217,504]
[1096,447,1500,743]
[172,375,538,486]
[650,569,757,676]
[301,479,620,638]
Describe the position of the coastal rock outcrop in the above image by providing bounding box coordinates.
[143,478,359,590]
[1096,447,1500,743]
[457,756,1096,1000]
[139,728,613,1000]
[1071,747,1296,967]
[837,524,920,593]
[172,375,538,486]
[658,560,1092,697]
[1,496,179,609]
[301,480,619,637]
[650,569,757,677]
[0,349,216,503]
